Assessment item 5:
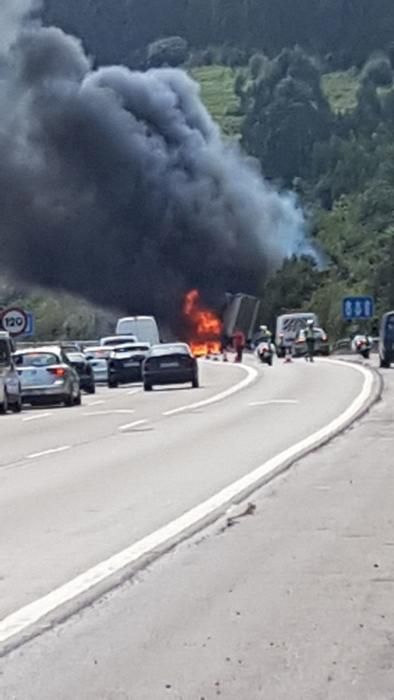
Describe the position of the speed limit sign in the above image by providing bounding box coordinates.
[1,307,28,336]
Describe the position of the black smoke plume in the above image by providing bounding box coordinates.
[0,2,309,328]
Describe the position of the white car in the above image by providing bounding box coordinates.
[84,346,112,384]
[115,316,160,346]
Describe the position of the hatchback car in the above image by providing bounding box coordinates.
[108,343,150,388]
[14,347,81,406]
[292,327,330,358]
[142,343,199,391]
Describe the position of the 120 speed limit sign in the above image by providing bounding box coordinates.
[1,307,28,336]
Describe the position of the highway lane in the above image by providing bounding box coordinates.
[0,358,367,648]
[1,356,387,700]
[0,361,248,467]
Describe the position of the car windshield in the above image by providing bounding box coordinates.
[14,352,60,367]
[149,344,189,357]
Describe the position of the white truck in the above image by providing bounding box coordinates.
[115,316,160,346]
[275,312,319,357]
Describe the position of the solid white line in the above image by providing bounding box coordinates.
[85,400,105,407]
[127,389,141,396]
[26,446,71,460]
[248,400,299,407]
[118,419,148,432]
[22,412,52,423]
[162,363,258,416]
[0,360,374,647]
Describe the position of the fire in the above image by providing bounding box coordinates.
[183,289,222,357]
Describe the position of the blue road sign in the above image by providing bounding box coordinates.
[342,296,374,321]
[23,312,35,337]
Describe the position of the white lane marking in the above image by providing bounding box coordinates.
[0,361,374,647]
[26,445,71,460]
[127,389,141,396]
[248,400,299,407]
[82,409,136,417]
[22,412,52,423]
[118,419,148,432]
[85,400,105,407]
[162,363,258,417]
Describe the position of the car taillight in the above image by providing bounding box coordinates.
[47,367,66,377]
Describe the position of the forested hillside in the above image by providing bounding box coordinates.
[44,0,394,69]
[37,1,394,336]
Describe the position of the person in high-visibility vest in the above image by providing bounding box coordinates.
[304,319,316,362]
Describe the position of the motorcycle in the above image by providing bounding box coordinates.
[354,335,372,360]
[257,342,274,366]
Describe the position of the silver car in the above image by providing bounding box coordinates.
[0,332,23,414]
[14,347,81,407]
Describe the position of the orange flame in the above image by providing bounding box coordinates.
[183,289,222,357]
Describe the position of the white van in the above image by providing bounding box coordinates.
[276,312,319,356]
[115,316,160,346]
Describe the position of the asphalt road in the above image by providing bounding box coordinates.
[0,356,377,698]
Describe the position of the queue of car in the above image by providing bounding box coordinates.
[0,324,201,415]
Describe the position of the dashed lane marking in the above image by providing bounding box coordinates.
[22,413,53,423]
[118,419,148,432]
[82,409,136,417]
[26,446,71,460]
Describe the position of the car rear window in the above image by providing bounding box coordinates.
[15,352,60,367]
[114,345,149,353]
[85,349,110,359]
[66,353,85,363]
[149,344,189,357]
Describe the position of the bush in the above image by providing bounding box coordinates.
[147,36,189,68]
[361,54,393,87]
[248,53,267,80]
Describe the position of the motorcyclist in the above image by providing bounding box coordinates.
[304,319,316,362]
[257,325,274,348]
[256,325,275,364]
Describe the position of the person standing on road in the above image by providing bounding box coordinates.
[304,319,316,362]
[233,329,246,363]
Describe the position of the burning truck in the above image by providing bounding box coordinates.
[183,290,261,357]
